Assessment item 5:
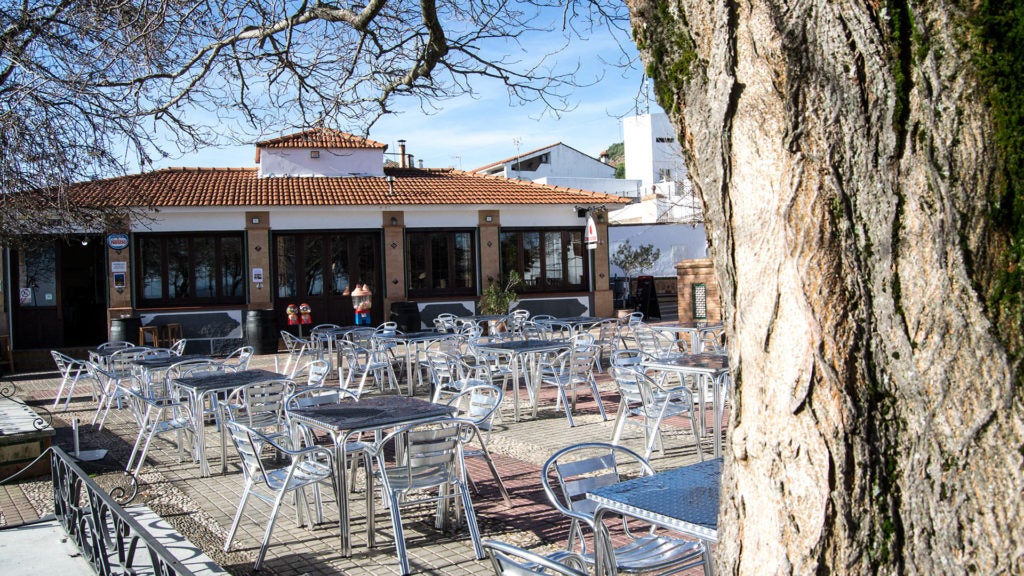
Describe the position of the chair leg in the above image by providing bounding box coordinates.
[590,379,608,420]
[255,487,289,571]
[224,481,255,552]
[385,491,411,575]
[475,447,512,506]
[457,480,485,560]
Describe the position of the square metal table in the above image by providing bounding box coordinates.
[172,368,287,476]
[472,338,571,421]
[587,458,722,576]
[643,354,729,458]
[286,395,457,556]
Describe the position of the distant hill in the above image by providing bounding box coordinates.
[604,142,626,178]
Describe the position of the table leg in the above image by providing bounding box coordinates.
[334,432,351,557]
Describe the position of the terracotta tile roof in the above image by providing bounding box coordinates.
[256,128,387,150]
[471,142,563,172]
[67,167,631,208]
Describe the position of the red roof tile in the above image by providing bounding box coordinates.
[67,167,631,208]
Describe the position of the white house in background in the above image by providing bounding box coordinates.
[472,142,643,199]
[609,223,708,278]
[623,112,689,191]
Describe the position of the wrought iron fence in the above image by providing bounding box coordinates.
[48,446,198,576]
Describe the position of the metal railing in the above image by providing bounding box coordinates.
[48,446,199,576]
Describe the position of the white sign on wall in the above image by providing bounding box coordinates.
[585,215,598,250]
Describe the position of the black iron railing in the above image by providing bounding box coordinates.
[49,446,198,576]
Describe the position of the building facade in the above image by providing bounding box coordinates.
[3,129,627,355]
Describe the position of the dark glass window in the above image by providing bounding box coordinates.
[406,230,476,297]
[500,229,587,292]
[136,233,245,306]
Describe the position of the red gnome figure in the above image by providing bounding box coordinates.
[299,302,312,325]
[286,303,299,325]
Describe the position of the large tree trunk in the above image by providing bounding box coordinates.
[627,0,1024,573]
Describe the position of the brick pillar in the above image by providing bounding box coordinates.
[592,208,614,317]
[676,258,722,323]
[383,211,406,314]
[479,210,501,313]
[105,217,134,335]
[246,211,271,308]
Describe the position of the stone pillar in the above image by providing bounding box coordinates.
[676,258,722,323]
[383,211,406,314]
[246,211,272,309]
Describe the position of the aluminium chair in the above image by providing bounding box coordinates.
[482,539,588,576]
[222,345,255,371]
[280,330,320,376]
[541,442,707,576]
[445,383,512,506]
[608,367,703,460]
[222,419,338,571]
[539,342,608,427]
[51,351,99,411]
[122,384,196,476]
[365,418,485,575]
[337,339,397,395]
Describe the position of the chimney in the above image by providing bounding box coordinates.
[398,139,407,168]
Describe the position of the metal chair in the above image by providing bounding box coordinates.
[169,338,188,356]
[541,442,707,575]
[222,379,294,445]
[609,367,703,460]
[482,539,588,576]
[539,342,607,427]
[222,419,338,571]
[633,326,685,357]
[51,351,98,411]
[589,318,621,373]
[122,384,196,476]
[444,383,512,506]
[365,418,485,575]
[290,358,331,387]
[284,387,369,492]
[222,345,255,371]
[337,339,397,395]
[280,330,319,375]
[91,347,150,429]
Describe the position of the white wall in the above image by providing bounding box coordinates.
[537,176,643,198]
[623,113,688,191]
[609,223,707,278]
[258,147,385,177]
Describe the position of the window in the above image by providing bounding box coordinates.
[510,153,550,172]
[500,229,587,292]
[407,230,476,297]
[656,136,675,143]
[658,168,672,182]
[137,233,244,306]
[17,244,56,307]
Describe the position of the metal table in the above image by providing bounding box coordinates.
[287,395,456,556]
[587,458,721,576]
[172,368,286,476]
[472,338,571,421]
[643,354,729,458]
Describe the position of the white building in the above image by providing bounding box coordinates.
[622,112,689,191]
[473,142,643,199]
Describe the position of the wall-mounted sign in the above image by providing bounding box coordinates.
[584,215,598,250]
[252,268,264,283]
[106,233,130,251]
[113,273,126,290]
[111,261,127,273]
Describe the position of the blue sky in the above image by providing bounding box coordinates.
[149,15,667,172]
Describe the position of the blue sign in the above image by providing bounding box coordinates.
[106,233,130,251]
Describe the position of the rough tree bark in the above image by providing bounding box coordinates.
[628,0,1024,573]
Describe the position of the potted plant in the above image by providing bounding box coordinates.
[479,271,522,319]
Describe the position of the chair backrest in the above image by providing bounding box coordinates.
[97,340,135,351]
[445,383,503,434]
[375,419,465,492]
[541,442,654,526]
[51,350,78,375]
[633,326,681,356]
[169,339,188,356]
[140,348,174,359]
[609,349,655,371]
[591,318,620,344]
[223,420,285,487]
[627,311,644,325]
[181,361,230,378]
[280,330,308,353]
[482,540,588,576]
[109,347,150,375]
[286,386,359,411]
[224,379,292,430]
[520,321,550,341]
[344,327,376,348]
[291,358,330,386]
[223,346,255,370]
[699,326,726,354]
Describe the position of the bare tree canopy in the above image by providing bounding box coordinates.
[0,0,632,245]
